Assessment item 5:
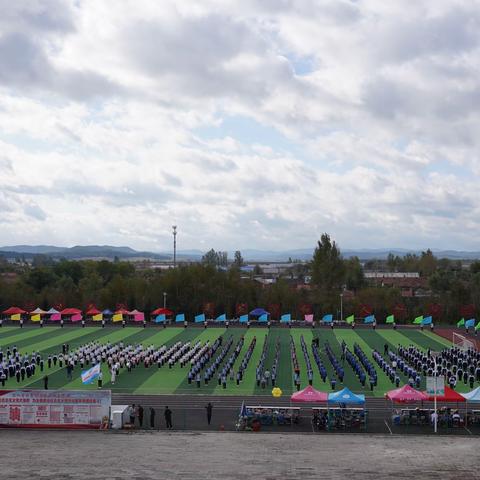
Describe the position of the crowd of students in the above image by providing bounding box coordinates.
[398,344,480,390]
[256,335,270,389]
[311,338,328,383]
[325,342,343,389]
[300,335,314,386]
[372,349,401,387]
[187,335,224,386]
[352,343,377,390]
[290,336,301,390]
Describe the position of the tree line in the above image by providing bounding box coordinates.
[1,235,480,323]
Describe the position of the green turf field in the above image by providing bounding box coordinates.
[0,326,471,397]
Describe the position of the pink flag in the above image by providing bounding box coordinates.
[304,314,314,323]
[71,313,82,322]
[134,313,145,322]
[50,313,61,321]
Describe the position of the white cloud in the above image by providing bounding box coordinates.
[0,0,479,252]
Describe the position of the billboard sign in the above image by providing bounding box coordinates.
[0,390,111,428]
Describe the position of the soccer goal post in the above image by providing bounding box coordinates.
[453,332,477,351]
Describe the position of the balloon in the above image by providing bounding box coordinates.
[272,387,282,398]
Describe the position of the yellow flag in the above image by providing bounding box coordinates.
[11,314,21,321]
[112,313,123,322]
[92,313,103,321]
[31,314,41,322]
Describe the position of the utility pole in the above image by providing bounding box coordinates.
[172,225,177,268]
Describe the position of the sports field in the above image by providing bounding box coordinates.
[0,326,462,396]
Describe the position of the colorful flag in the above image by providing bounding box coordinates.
[71,314,82,322]
[364,315,375,324]
[258,313,269,322]
[386,314,395,324]
[92,313,103,321]
[112,313,123,322]
[304,314,314,323]
[216,314,226,322]
[280,314,291,323]
[413,316,423,325]
[31,314,41,322]
[457,318,465,328]
[195,313,205,323]
[322,314,333,323]
[50,313,61,321]
[81,363,101,384]
[465,318,476,328]
[10,314,21,321]
[346,315,354,324]
[176,313,185,323]
[422,316,432,325]
[155,314,166,323]
[134,313,144,322]
[239,315,248,323]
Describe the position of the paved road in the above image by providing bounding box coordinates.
[2,430,479,479]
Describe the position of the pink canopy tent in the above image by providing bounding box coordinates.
[385,385,428,403]
[3,306,26,315]
[61,308,82,316]
[86,306,101,316]
[130,309,145,322]
[290,385,328,403]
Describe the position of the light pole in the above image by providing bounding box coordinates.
[340,293,343,322]
[432,352,438,434]
[172,225,177,268]
[163,292,167,309]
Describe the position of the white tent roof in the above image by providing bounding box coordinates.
[462,386,480,403]
[46,307,59,314]
[30,307,47,314]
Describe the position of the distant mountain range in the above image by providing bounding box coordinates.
[1,245,480,262]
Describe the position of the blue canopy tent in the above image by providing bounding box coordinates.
[102,309,113,322]
[326,388,366,431]
[249,308,268,317]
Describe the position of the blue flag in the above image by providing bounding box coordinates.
[239,314,248,323]
[422,316,433,325]
[175,313,185,323]
[216,313,226,322]
[280,314,291,323]
[155,314,166,323]
[195,313,205,323]
[81,363,101,384]
[364,315,375,324]
[258,313,268,322]
[322,314,333,323]
[465,318,476,328]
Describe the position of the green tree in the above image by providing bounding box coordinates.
[233,250,244,268]
[311,233,345,292]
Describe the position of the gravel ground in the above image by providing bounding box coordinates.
[1,430,479,479]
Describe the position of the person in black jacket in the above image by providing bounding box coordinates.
[205,402,213,425]
[150,407,156,429]
[164,406,173,429]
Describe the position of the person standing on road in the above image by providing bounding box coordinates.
[138,405,144,427]
[164,406,173,429]
[97,371,103,389]
[150,407,156,429]
[205,402,213,425]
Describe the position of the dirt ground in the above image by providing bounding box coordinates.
[1,430,479,479]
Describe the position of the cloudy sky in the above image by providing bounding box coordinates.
[1,0,480,252]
